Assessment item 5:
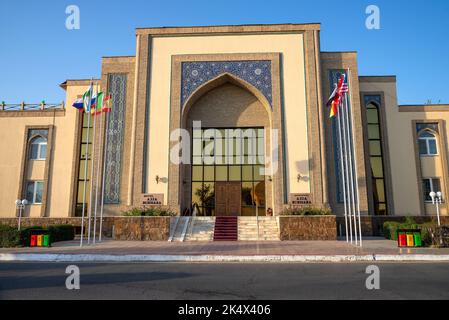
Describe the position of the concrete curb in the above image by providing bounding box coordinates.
[1,253,449,262]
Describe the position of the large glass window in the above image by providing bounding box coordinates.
[366,103,387,215]
[29,137,47,160]
[418,130,438,156]
[423,178,441,202]
[191,127,265,216]
[75,112,93,216]
[26,181,44,204]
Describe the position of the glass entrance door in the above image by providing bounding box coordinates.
[191,127,266,216]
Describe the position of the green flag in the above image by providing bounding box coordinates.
[93,91,104,116]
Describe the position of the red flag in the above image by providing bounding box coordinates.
[102,93,113,113]
[327,74,347,118]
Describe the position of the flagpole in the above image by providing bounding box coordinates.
[340,96,353,244]
[343,78,358,246]
[92,89,103,244]
[347,70,363,246]
[80,81,93,247]
[87,88,98,244]
[99,103,110,242]
[336,108,349,242]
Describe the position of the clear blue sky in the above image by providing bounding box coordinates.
[0,0,448,105]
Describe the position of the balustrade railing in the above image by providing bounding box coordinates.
[0,101,65,111]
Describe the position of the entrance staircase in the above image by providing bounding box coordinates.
[238,217,280,241]
[213,216,238,241]
[169,216,280,242]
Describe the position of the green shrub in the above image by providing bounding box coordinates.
[123,207,176,217]
[0,225,20,247]
[383,221,400,240]
[382,220,437,245]
[280,207,332,216]
[48,225,75,242]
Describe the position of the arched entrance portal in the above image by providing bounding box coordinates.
[181,74,272,216]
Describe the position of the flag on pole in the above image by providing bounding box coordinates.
[91,92,104,116]
[82,84,93,113]
[327,74,347,118]
[102,93,112,113]
[72,98,84,110]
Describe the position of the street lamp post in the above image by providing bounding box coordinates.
[15,199,28,231]
[429,191,442,227]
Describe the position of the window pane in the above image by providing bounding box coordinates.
[257,128,265,138]
[366,108,379,124]
[192,129,201,138]
[257,138,264,156]
[369,141,382,156]
[242,182,254,206]
[77,182,90,204]
[367,125,380,140]
[229,166,241,181]
[420,131,434,138]
[418,139,428,155]
[192,166,203,181]
[82,128,92,143]
[192,156,202,165]
[192,139,202,156]
[375,179,385,202]
[370,157,384,178]
[428,139,437,155]
[204,166,214,181]
[35,182,43,203]
[202,182,215,208]
[254,181,265,206]
[26,182,34,203]
[253,165,264,181]
[423,179,432,201]
[432,178,441,194]
[215,166,228,181]
[215,138,225,157]
[30,144,39,159]
[79,160,91,180]
[242,165,253,181]
[191,182,203,205]
[80,144,92,160]
[39,144,47,159]
[82,114,91,127]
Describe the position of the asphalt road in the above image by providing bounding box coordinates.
[1,262,449,300]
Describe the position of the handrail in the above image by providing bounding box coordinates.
[0,101,65,111]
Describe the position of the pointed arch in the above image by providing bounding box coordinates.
[181,72,273,126]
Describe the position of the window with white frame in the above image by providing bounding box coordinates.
[29,137,47,160]
[418,131,438,156]
[25,181,44,204]
[422,178,441,202]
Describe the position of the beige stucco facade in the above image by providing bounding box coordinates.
[0,23,447,220]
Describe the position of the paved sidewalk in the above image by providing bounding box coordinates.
[1,237,449,261]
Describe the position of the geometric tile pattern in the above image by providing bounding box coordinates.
[181,60,272,108]
[104,74,127,204]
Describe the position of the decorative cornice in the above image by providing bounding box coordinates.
[136,23,320,36]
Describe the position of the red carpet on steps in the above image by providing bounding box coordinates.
[213,216,238,241]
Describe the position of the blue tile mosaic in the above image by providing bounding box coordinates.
[416,122,439,134]
[181,60,273,108]
[364,95,381,107]
[104,74,127,204]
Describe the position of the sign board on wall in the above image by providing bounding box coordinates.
[142,194,164,206]
[289,193,312,209]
